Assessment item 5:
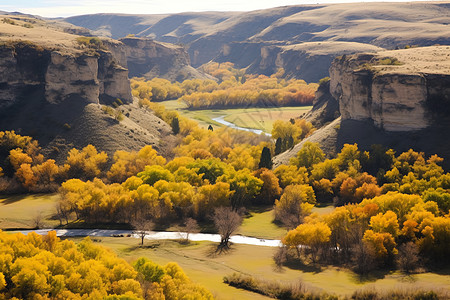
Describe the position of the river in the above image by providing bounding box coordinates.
[17,229,282,247]
[212,116,271,137]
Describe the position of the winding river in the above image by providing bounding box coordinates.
[17,229,282,247]
[212,116,271,137]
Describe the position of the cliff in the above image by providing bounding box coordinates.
[330,46,450,132]
[0,15,176,160]
[104,37,210,82]
[217,41,384,82]
[274,46,450,169]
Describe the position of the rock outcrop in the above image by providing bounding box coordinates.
[0,42,132,110]
[104,37,210,81]
[65,2,450,76]
[233,41,384,82]
[0,16,176,160]
[330,46,450,132]
[275,46,450,169]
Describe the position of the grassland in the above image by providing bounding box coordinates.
[162,99,312,133]
[238,208,286,240]
[0,193,59,229]
[71,236,450,300]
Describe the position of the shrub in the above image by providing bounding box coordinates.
[76,36,106,50]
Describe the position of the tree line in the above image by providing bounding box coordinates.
[131,62,317,109]
[272,142,450,272]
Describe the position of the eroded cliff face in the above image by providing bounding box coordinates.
[104,37,209,82]
[0,42,132,110]
[217,41,384,82]
[330,47,450,132]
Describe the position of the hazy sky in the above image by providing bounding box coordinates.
[0,0,434,18]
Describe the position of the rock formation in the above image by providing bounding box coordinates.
[274,46,450,169]
[104,37,209,82]
[0,16,177,160]
[0,41,132,110]
[330,47,450,132]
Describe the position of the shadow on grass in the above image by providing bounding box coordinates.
[123,242,161,253]
[283,259,323,274]
[1,194,31,205]
[205,243,237,258]
[245,205,274,215]
[349,269,391,284]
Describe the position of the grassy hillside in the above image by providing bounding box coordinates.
[65,2,450,67]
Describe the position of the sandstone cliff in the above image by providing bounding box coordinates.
[275,46,450,169]
[0,41,132,111]
[65,2,450,75]
[330,46,450,131]
[0,15,176,160]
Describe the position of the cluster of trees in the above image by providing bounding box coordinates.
[0,231,212,299]
[272,142,450,271]
[58,155,284,225]
[0,107,315,197]
[0,131,166,193]
[281,190,450,272]
[272,119,315,154]
[130,63,317,109]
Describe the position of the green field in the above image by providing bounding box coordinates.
[162,99,312,133]
[238,208,287,240]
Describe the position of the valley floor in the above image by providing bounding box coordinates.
[162,99,312,134]
[1,194,449,299]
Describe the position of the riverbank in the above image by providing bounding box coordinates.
[15,228,282,247]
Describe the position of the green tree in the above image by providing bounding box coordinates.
[171,117,180,135]
[275,137,283,155]
[258,147,272,169]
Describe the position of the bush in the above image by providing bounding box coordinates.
[76,36,106,50]
[224,273,336,299]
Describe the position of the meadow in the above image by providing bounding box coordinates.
[162,99,312,133]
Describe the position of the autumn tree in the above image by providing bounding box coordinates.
[282,222,331,263]
[274,184,316,229]
[66,145,108,180]
[213,207,243,250]
[253,168,282,205]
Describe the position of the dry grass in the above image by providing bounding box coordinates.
[0,193,60,229]
[64,236,450,300]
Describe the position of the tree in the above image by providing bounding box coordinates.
[131,215,154,245]
[396,242,420,273]
[171,117,180,135]
[65,145,108,180]
[275,137,283,155]
[294,142,325,170]
[254,168,282,205]
[138,165,174,185]
[213,207,242,250]
[258,147,272,169]
[183,218,200,243]
[274,184,315,229]
[282,222,331,263]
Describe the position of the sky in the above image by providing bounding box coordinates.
[0,0,434,18]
